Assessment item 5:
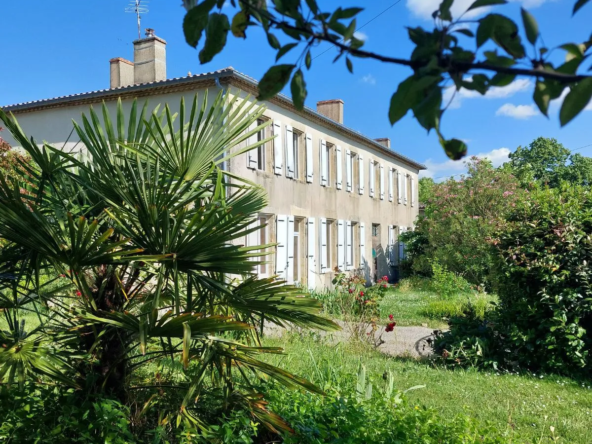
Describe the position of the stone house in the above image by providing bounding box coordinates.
[0,30,425,289]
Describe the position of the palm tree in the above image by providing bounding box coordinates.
[0,91,338,433]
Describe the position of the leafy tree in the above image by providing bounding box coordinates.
[181,0,592,160]
[507,137,592,187]
[418,177,436,205]
[415,157,522,287]
[0,93,337,433]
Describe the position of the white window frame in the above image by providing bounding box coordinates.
[369,160,375,198]
[305,133,313,183]
[286,125,295,179]
[379,164,385,200]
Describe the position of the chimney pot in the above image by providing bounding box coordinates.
[317,99,344,124]
[375,138,391,149]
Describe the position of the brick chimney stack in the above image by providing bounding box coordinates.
[133,28,167,84]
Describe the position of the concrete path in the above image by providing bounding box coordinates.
[264,322,437,359]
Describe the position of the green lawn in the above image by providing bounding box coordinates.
[263,333,592,444]
[378,286,496,328]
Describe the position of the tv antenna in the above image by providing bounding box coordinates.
[125,0,149,40]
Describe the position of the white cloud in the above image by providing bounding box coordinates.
[406,0,483,20]
[420,148,511,180]
[496,103,538,119]
[407,0,551,20]
[360,74,376,85]
[353,31,368,41]
[443,79,532,109]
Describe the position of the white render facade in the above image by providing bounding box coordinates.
[1,37,424,290]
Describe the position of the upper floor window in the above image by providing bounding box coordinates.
[247,118,268,171]
[345,149,354,193]
[320,140,331,187]
[256,119,266,171]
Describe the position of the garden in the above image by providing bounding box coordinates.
[0,95,591,443]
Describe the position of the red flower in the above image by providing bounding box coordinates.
[348,288,353,294]
[383,275,388,281]
[385,322,396,332]
[388,314,394,321]
[359,291,365,297]
[59,274,65,278]
[383,284,387,288]
[76,291,81,297]
[364,300,370,304]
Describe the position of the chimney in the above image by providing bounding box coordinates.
[133,28,167,84]
[375,138,391,149]
[110,58,135,89]
[317,99,344,124]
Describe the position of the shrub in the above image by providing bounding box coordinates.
[429,259,472,298]
[437,186,592,375]
[491,185,592,374]
[0,385,136,443]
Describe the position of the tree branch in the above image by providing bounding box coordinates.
[246,1,589,84]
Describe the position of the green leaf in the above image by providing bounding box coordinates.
[257,64,296,101]
[343,19,357,42]
[560,78,592,126]
[454,28,475,37]
[468,0,507,11]
[267,32,281,49]
[478,14,525,58]
[439,0,454,21]
[231,10,249,38]
[199,13,230,64]
[533,79,564,116]
[483,50,516,67]
[290,69,307,110]
[389,75,440,125]
[520,8,539,45]
[346,57,353,73]
[275,42,299,62]
[561,43,586,62]
[183,0,217,48]
[305,50,312,69]
[340,7,364,19]
[573,0,591,14]
[413,86,442,132]
[489,72,515,87]
[304,0,319,14]
[443,138,468,160]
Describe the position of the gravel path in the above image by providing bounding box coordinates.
[264,321,438,359]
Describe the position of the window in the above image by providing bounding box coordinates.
[397,170,403,204]
[410,176,416,207]
[404,174,409,205]
[286,126,302,180]
[320,140,330,187]
[293,130,301,179]
[358,154,364,195]
[346,221,356,270]
[372,223,380,238]
[336,145,343,190]
[245,215,270,276]
[369,160,379,198]
[319,218,333,273]
[379,163,385,200]
[346,149,354,192]
[388,167,394,202]
[247,118,268,171]
[256,119,266,171]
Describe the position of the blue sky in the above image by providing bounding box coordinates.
[1,0,591,179]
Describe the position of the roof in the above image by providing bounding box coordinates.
[1,67,426,170]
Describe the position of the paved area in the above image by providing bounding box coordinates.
[264,322,437,359]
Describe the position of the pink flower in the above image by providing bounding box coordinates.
[76,291,81,297]
[389,314,394,321]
